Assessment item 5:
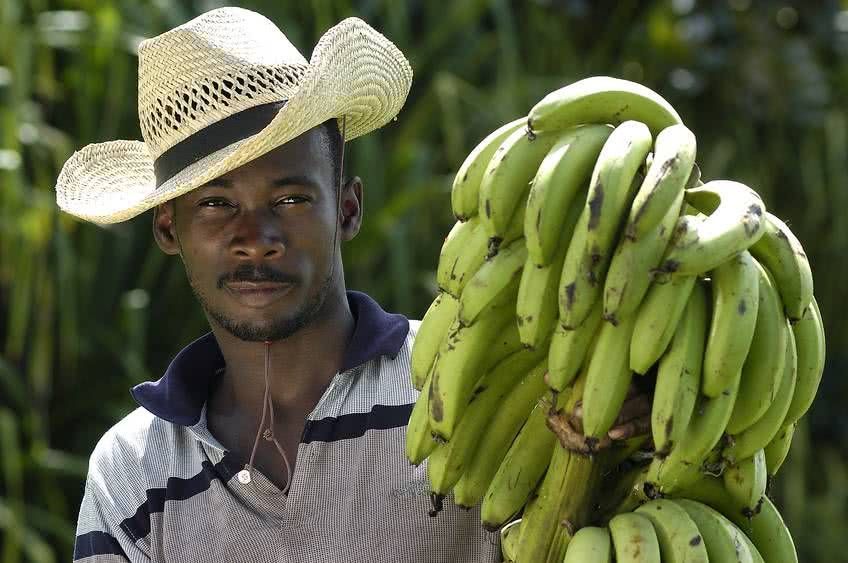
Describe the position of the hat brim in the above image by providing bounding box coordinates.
[55,17,412,225]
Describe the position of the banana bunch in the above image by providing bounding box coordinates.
[406,76,825,563]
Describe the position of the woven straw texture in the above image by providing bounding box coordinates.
[55,7,413,225]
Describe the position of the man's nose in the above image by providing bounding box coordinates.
[229,208,285,259]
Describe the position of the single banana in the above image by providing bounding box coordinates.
[410,292,459,390]
[701,250,760,398]
[428,289,516,440]
[479,127,562,247]
[609,512,662,563]
[527,76,682,136]
[563,526,612,563]
[547,298,603,391]
[426,345,548,495]
[674,499,755,563]
[583,121,653,294]
[452,117,526,221]
[625,124,697,241]
[680,476,798,563]
[725,262,787,430]
[452,360,549,508]
[500,518,523,563]
[558,206,604,329]
[783,296,826,425]
[651,368,742,492]
[763,422,795,477]
[405,365,439,465]
[629,274,697,374]
[722,449,768,516]
[748,212,813,321]
[517,227,571,349]
[635,499,709,563]
[437,216,489,298]
[657,180,766,276]
[581,314,637,440]
[481,392,558,530]
[723,327,797,464]
[604,186,685,325]
[526,124,612,265]
[651,279,708,455]
[458,237,527,326]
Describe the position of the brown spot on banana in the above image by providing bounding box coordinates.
[588,185,604,230]
[737,300,747,315]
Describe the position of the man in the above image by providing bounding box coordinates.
[57,7,501,562]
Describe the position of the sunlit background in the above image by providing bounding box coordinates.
[1,1,846,561]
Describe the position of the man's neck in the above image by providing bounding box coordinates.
[207,287,355,423]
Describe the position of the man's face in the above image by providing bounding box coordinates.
[154,125,358,342]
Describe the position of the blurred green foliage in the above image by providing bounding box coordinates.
[0,0,846,561]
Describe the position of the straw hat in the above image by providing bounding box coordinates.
[54,7,412,225]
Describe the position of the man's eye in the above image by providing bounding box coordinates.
[276,196,308,205]
[199,199,229,208]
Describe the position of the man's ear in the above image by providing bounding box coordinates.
[153,200,181,256]
[339,176,363,241]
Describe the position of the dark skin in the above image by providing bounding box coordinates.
[152,123,651,493]
[153,124,360,490]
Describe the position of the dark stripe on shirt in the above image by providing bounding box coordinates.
[302,403,413,444]
[118,456,233,545]
[73,530,128,559]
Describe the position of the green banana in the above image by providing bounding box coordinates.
[452,360,549,509]
[763,422,795,477]
[783,297,826,425]
[525,125,612,265]
[428,288,516,440]
[452,117,526,221]
[748,212,813,321]
[702,250,760,398]
[651,368,742,492]
[629,274,697,374]
[516,227,571,349]
[583,121,653,293]
[651,279,708,455]
[426,345,547,495]
[674,499,755,563]
[608,512,662,563]
[479,127,562,247]
[581,314,637,440]
[481,391,558,530]
[547,297,603,391]
[625,124,697,241]
[722,449,768,516]
[723,327,797,464]
[527,76,682,136]
[680,476,798,563]
[725,262,787,430]
[405,365,439,465]
[604,186,685,325]
[657,180,766,276]
[635,499,709,563]
[563,526,612,563]
[436,216,490,298]
[410,292,459,390]
[558,206,605,329]
[500,518,523,563]
[458,237,527,326]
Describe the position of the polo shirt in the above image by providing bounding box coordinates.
[72,290,502,562]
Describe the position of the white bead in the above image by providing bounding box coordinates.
[237,469,252,484]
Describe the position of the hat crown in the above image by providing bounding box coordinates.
[137,7,309,159]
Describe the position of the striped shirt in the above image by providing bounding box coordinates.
[72,290,502,562]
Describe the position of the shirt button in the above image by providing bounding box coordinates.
[237,469,252,484]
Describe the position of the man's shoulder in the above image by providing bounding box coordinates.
[86,406,177,484]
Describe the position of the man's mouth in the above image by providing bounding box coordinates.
[225,281,294,307]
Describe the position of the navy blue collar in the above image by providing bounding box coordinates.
[130,290,410,427]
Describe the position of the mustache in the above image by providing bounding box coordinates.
[219,264,298,288]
